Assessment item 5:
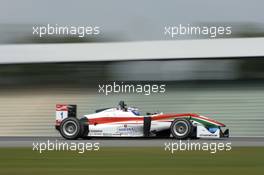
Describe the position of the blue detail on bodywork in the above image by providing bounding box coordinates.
[208,127,218,133]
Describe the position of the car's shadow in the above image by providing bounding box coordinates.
[82,136,172,140]
[80,137,229,141]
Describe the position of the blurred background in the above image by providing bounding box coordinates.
[0,57,264,137]
[0,0,264,137]
[0,0,264,44]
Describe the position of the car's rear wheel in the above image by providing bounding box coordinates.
[170,118,193,139]
[60,118,82,140]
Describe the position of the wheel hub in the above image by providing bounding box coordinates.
[173,121,189,136]
[62,121,78,136]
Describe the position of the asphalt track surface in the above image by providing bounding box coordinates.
[0,137,264,147]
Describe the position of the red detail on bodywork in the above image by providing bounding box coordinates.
[194,115,225,127]
[151,113,198,121]
[152,113,225,127]
[88,113,225,127]
[55,120,61,126]
[56,104,68,111]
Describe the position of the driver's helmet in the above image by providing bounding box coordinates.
[118,101,127,110]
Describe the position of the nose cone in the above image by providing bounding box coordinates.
[198,115,226,127]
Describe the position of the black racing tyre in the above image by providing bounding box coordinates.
[79,118,89,139]
[59,118,82,140]
[170,118,193,139]
[80,128,90,139]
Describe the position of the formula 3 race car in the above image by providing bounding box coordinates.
[55,101,229,140]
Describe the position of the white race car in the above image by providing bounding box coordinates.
[55,101,229,140]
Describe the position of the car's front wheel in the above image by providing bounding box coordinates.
[170,118,193,139]
[60,118,82,140]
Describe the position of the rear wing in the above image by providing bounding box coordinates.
[55,104,77,126]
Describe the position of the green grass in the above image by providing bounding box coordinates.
[0,147,263,175]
